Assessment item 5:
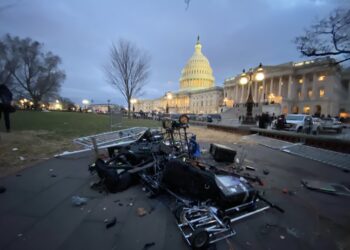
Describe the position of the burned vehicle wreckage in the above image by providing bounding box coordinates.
[89,115,284,249]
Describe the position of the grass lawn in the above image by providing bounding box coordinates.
[0,111,161,177]
[1,110,161,138]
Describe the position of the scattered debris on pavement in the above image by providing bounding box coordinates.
[137,207,147,217]
[301,179,350,196]
[286,227,299,238]
[245,165,256,171]
[19,156,25,161]
[12,147,18,151]
[263,169,270,175]
[282,188,295,195]
[143,242,155,250]
[105,217,117,229]
[71,195,88,206]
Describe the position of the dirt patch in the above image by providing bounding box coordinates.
[188,126,243,144]
[0,130,80,177]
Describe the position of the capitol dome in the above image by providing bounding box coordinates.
[179,37,215,91]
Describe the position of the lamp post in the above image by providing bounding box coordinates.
[107,99,111,113]
[239,63,265,124]
[165,92,172,114]
[130,98,137,116]
[82,99,89,111]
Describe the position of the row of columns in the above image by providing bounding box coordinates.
[229,75,302,104]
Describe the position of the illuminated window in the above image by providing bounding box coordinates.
[298,90,302,98]
[308,89,312,98]
[303,106,310,114]
[298,79,303,84]
[318,75,326,81]
[319,88,325,97]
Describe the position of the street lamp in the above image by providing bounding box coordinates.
[239,63,265,124]
[130,98,137,113]
[107,99,111,113]
[165,92,172,114]
[82,99,89,111]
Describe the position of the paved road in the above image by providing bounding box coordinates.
[0,142,349,250]
[242,134,350,170]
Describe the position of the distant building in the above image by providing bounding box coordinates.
[90,103,120,113]
[135,37,223,114]
[223,57,350,118]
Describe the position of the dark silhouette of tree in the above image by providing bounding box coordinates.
[105,39,150,118]
[0,35,18,87]
[0,34,66,109]
[295,9,350,64]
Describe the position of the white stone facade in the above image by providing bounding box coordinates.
[223,57,350,117]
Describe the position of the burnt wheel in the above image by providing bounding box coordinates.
[190,228,209,249]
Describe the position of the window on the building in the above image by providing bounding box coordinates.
[318,75,326,81]
[308,89,312,98]
[298,90,301,98]
[201,101,203,106]
[319,88,325,97]
[303,106,310,114]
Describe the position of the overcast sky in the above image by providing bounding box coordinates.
[1,0,349,105]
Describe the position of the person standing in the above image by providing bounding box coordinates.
[0,84,14,132]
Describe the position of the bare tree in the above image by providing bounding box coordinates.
[1,34,66,109]
[105,39,150,118]
[295,9,350,64]
[0,35,17,87]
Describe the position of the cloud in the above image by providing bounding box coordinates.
[0,0,348,105]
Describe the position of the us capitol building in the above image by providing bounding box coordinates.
[134,37,223,114]
[135,38,350,118]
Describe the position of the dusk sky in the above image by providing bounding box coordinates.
[1,0,349,105]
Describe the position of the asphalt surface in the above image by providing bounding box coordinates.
[0,140,350,250]
[242,134,350,170]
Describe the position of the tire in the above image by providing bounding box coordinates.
[337,128,342,134]
[173,204,185,222]
[297,127,303,133]
[190,228,209,250]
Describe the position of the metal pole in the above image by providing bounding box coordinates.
[108,99,111,130]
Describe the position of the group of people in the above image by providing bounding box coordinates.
[257,113,274,129]
[0,84,14,132]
